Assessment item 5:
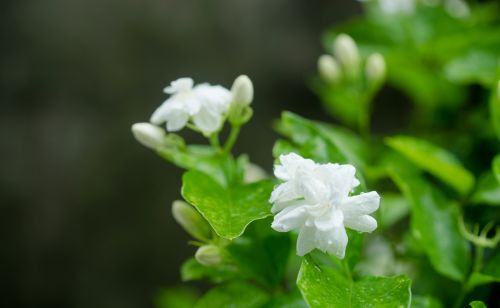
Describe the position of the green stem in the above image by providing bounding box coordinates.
[223,124,241,154]
[453,245,485,308]
[342,259,353,282]
[209,133,222,152]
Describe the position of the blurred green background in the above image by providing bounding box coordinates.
[0,1,367,307]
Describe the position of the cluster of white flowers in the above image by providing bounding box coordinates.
[150,77,232,135]
[132,75,253,149]
[270,153,380,258]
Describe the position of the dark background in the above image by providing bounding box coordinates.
[0,1,363,307]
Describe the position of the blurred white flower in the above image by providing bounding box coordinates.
[379,0,416,15]
[131,122,166,149]
[318,54,342,83]
[150,77,231,135]
[333,34,361,78]
[444,0,470,18]
[270,153,380,258]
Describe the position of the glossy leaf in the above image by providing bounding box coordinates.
[297,257,412,308]
[391,174,470,281]
[227,219,291,288]
[386,135,474,195]
[182,170,274,239]
[195,281,269,308]
[276,111,368,169]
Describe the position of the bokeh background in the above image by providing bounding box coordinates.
[0,1,373,307]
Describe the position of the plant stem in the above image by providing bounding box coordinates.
[223,124,241,154]
[209,133,222,152]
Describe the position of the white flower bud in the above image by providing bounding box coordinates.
[231,75,254,106]
[131,122,166,149]
[195,245,223,266]
[318,55,341,83]
[333,34,360,78]
[172,200,211,242]
[365,53,386,86]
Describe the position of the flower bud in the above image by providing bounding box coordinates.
[231,75,254,106]
[228,75,254,125]
[172,200,211,242]
[365,53,386,86]
[131,122,166,149]
[195,245,223,266]
[318,55,341,83]
[333,34,360,79]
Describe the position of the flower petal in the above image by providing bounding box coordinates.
[319,226,348,259]
[165,109,189,131]
[192,108,221,134]
[341,191,380,216]
[296,225,317,256]
[271,204,308,232]
[344,214,377,233]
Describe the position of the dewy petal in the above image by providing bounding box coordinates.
[322,227,348,259]
[341,191,380,216]
[271,204,308,232]
[344,215,377,233]
[296,225,317,256]
[269,182,302,207]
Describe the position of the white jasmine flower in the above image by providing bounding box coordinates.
[270,153,380,258]
[150,77,231,135]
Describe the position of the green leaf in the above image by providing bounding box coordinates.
[180,258,236,283]
[468,272,500,290]
[276,112,368,169]
[471,171,500,206]
[182,170,274,239]
[445,50,498,86]
[386,135,475,195]
[297,257,412,308]
[195,281,269,308]
[391,174,471,281]
[469,301,487,308]
[227,219,291,288]
[155,286,199,308]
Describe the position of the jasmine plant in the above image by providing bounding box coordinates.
[132,1,499,307]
